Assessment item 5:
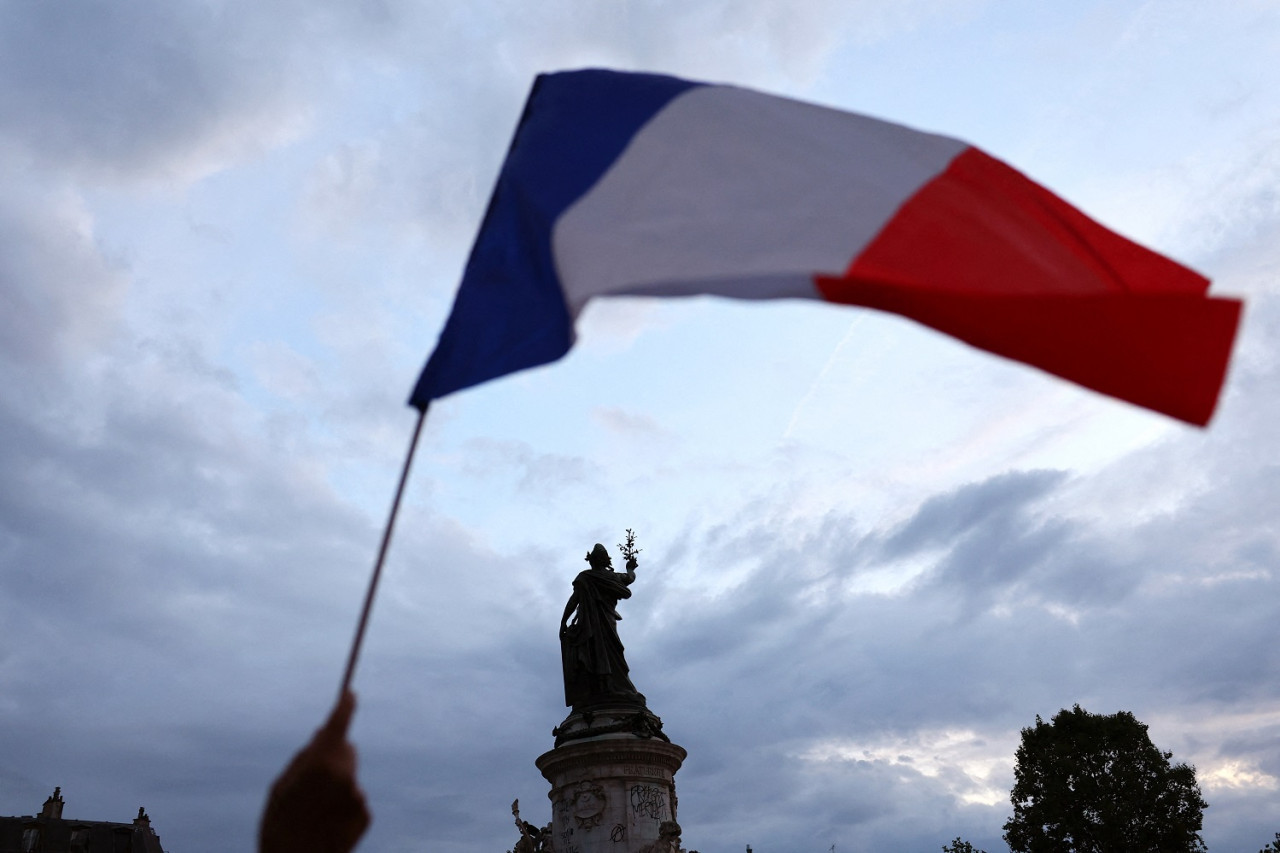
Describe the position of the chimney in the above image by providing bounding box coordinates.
[40,787,64,819]
[133,807,150,828]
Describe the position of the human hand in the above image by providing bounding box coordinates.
[259,690,371,853]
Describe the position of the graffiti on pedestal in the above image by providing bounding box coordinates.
[629,785,667,822]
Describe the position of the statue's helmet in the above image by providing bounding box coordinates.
[585,543,611,568]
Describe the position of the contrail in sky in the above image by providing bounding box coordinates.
[782,314,867,440]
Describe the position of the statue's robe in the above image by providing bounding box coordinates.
[561,567,643,708]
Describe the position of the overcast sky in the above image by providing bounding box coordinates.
[1,2,1279,852]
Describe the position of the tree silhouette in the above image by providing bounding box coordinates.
[1003,705,1207,853]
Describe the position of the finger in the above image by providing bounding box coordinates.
[320,690,357,741]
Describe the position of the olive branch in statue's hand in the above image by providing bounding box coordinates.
[619,528,641,571]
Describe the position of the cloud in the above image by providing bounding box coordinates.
[880,470,1065,557]
[799,726,1019,807]
[0,305,552,849]
[453,437,605,498]
[294,0,989,258]
[0,1,324,183]
[613,370,1280,846]
[0,173,128,366]
[591,406,667,440]
[480,0,983,91]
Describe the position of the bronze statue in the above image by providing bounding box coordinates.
[559,530,644,709]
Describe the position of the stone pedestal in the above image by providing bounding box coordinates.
[536,709,686,853]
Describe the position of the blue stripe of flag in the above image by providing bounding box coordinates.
[410,69,702,407]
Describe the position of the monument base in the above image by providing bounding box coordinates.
[552,703,670,747]
[536,728,687,853]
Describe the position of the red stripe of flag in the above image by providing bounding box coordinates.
[817,148,1241,426]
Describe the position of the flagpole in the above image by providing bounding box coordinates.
[339,404,429,698]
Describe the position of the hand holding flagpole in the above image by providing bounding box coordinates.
[259,690,370,853]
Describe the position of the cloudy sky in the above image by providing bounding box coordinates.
[2,1,1279,851]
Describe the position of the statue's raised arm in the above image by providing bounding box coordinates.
[619,528,641,578]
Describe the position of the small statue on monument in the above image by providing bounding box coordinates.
[636,820,687,853]
[508,799,554,853]
[559,530,645,709]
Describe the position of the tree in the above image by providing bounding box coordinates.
[1259,831,1280,853]
[1002,705,1208,853]
[942,838,988,853]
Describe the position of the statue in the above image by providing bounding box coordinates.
[636,820,685,853]
[508,799,554,853]
[560,530,645,709]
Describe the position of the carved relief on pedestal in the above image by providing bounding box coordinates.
[569,781,606,831]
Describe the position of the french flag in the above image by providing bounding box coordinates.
[411,69,1241,426]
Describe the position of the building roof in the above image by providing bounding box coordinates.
[0,788,166,853]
